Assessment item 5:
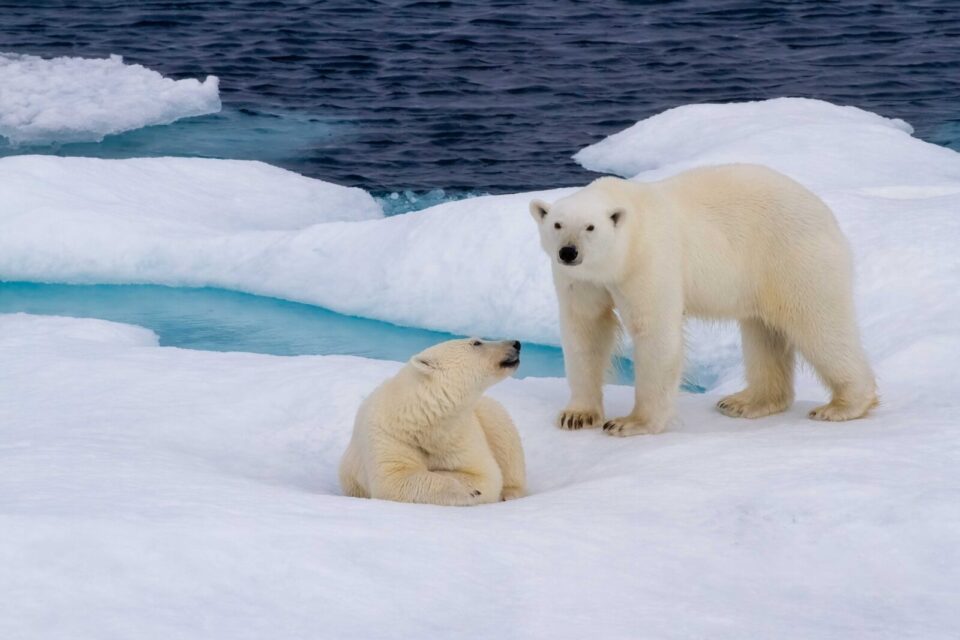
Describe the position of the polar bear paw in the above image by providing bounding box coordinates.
[445,487,485,506]
[501,487,525,501]
[717,391,791,419]
[808,394,878,422]
[556,408,602,430]
[601,415,666,437]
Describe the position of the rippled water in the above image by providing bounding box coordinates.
[3,0,959,195]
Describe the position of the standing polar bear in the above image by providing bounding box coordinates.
[530,164,876,436]
[339,338,526,505]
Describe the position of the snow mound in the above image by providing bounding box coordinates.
[573,97,958,190]
[0,312,158,349]
[0,156,381,242]
[0,314,956,638]
[0,53,220,145]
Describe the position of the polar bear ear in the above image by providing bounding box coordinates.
[529,199,550,222]
[411,357,439,375]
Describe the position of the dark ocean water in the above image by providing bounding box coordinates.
[2,0,960,198]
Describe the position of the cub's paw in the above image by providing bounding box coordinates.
[717,391,791,419]
[501,487,525,501]
[447,488,484,506]
[556,408,602,431]
[601,415,666,437]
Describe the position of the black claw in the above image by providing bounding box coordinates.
[471,490,481,497]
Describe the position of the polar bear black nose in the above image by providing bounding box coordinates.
[558,245,578,264]
[513,341,521,351]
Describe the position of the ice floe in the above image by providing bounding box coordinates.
[0,53,220,145]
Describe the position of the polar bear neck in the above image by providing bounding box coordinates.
[392,366,483,428]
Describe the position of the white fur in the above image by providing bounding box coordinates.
[530,164,877,436]
[339,339,526,505]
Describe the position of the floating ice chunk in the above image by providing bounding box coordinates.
[0,53,221,144]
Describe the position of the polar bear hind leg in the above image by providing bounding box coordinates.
[338,445,368,498]
[717,319,795,418]
[372,462,487,506]
[791,310,878,421]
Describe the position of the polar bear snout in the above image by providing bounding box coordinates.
[558,245,580,265]
[499,340,521,369]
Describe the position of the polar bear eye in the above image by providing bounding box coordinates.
[586,225,595,231]
[554,222,562,229]
[471,340,482,347]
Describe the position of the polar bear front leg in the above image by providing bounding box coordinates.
[556,281,618,430]
[603,293,683,436]
[475,398,526,500]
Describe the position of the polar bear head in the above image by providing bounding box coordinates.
[529,177,632,281]
[406,338,521,405]
[410,338,521,383]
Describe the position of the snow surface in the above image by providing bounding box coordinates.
[0,53,220,145]
[0,156,381,240]
[1,98,958,393]
[0,313,957,639]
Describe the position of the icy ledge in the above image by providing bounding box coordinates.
[0,53,220,145]
[0,313,956,638]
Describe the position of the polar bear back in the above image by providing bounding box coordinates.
[649,164,852,321]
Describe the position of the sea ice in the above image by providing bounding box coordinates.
[0,53,220,145]
[0,313,956,639]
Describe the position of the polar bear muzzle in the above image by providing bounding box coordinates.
[499,340,521,369]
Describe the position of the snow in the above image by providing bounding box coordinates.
[0,53,220,145]
[0,156,382,242]
[573,98,924,189]
[0,313,957,638]
[1,98,959,393]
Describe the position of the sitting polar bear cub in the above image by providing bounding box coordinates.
[339,338,526,505]
[531,164,877,437]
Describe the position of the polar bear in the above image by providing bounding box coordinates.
[339,338,526,505]
[530,164,876,436]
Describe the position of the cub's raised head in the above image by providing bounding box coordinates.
[408,338,521,394]
[529,177,632,281]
